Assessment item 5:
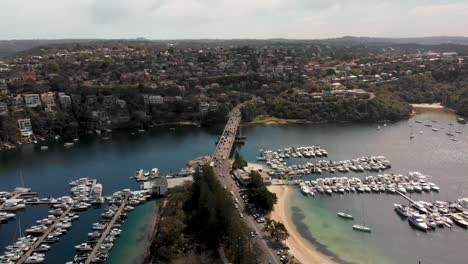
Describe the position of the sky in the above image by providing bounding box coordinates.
[1,0,468,39]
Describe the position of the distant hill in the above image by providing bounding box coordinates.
[323,36,468,46]
[1,36,467,58]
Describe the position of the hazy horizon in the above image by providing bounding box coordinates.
[2,0,468,40]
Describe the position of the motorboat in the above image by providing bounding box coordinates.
[24,254,45,263]
[408,214,428,231]
[452,214,468,228]
[352,224,371,233]
[34,244,51,252]
[337,212,354,220]
[75,243,93,252]
[394,204,410,218]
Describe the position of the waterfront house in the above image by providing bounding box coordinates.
[17,118,33,137]
[199,102,210,114]
[141,177,168,196]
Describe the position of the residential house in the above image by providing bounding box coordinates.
[102,95,116,109]
[149,95,164,105]
[0,84,7,94]
[41,92,56,112]
[86,95,97,106]
[116,99,126,108]
[142,94,150,106]
[209,102,218,111]
[18,118,33,137]
[0,102,8,115]
[199,102,210,114]
[11,95,24,112]
[24,94,41,108]
[58,93,72,110]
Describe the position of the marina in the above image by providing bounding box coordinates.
[0,109,466,263]
[0,175,154,264]
[259,146,391,177]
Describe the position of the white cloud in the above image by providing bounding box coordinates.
[0,0,466,39]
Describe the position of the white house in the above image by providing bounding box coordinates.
[24,94,41,108]
[18,119,33,137]
[58,93,72,109]
[149,95,164,105]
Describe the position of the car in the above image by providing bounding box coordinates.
[235,204,239,209]
[276,250,284,255]
[250,231,255,237]
[240,213,244,218]
[223,185,227,189]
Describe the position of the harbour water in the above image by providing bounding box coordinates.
[1,109,468,263]
[236,109,468,264]
[0,126,221,263]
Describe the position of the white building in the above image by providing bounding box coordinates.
[149,95,164,105]
[58,92,72,109]
[199,102,210,114]
[0,102,8,115]
[24,94,41,108]
[18,119,33,137]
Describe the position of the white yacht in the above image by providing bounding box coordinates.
[452,214,468,228]
[408,214,428,231]
[75,243,93,252]
[394,204,410,218]
[24,254,45,263]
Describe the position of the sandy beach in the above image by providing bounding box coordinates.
[268,185,336,264]
[411,103,445,109]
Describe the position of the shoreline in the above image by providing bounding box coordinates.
[410,103,445,109]
[267,185,336,264]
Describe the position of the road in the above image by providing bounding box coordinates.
[211,103,279,264]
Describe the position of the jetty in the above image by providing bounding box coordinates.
[84,194,129,264]
[17,205,74,264]
[395,190,436,213]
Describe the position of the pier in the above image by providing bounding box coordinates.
[85,194,129,264]
[17,205,74,264]
[395,190,435,213]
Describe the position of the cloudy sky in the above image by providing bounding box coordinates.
[1,0,468,39]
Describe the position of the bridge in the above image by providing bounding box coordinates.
[211,102,279,264]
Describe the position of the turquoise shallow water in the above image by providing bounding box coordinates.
[236,110,468,264]
[107,200,159,264]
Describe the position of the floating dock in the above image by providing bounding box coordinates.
[17,205,74,264]
[84,194,129,264]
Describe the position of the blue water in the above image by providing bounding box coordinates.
[2,110,468,263]
[0,126,221,263]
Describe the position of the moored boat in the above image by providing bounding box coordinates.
[352,224,371,233]
[337,212,354,220]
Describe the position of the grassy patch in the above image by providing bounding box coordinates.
[250,115,303,124]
